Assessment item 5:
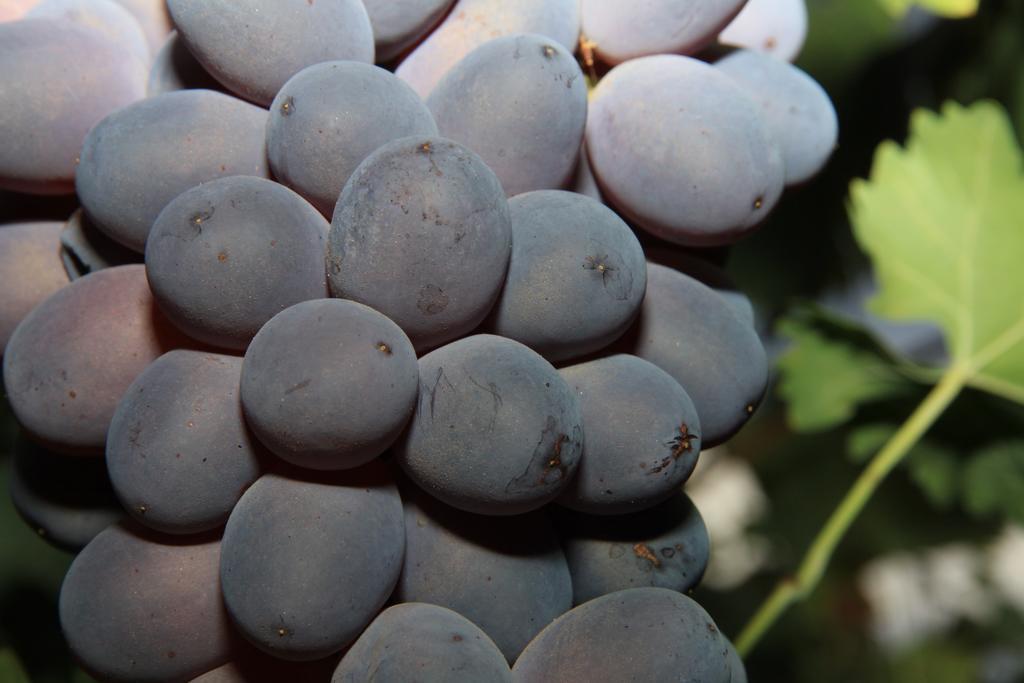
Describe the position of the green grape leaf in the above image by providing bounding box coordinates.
[847,424,960,508]
[0,649,30,683]
[876,0,978,18]
[850,101,1024,406]
[777,308,918,432]
[962,440,1024,523]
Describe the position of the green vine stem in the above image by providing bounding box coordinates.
[734,364,970,657]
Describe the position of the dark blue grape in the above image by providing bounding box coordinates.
[427,34,586,197]
[75,89,269,253]
[512,587,732,682]
[489,190,645,362]
[716,49,838,185]
[327,137,512,352]
[267,61,438,217]
[3,265,191,454]
[220,466,404,660]
[106,350,264,534]
[60,523,233,682]
[331,603,511,682]
[553,493,710,604]
[396,334,583,515]
[622,263,768,447]
[586,55,784,246]
[168,0,374,106]
[394,488,572,662]
[556,355,700,514]
[145,176,329,350]
[240,299,419,471]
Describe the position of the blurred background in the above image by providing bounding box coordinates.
[2,0,1024,681]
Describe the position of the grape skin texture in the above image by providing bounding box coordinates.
[267,61,439,217]
[716,49,839,185]
[0,222,68,351]
[28,0,151,64]
[147,31,223,96]
[2,265,190,454]
[145,176,329,350]
[621,263,768,447]
[240,299,419,471]
[327,137,512,352]
[645,247,756,327]
[554,492,710,604]
[556,355,701,514]
[60,209,141,280]
[726,640,749,683]
[60,524,233,683]
[512,587,732,683]
[396,334,583,515]
[427,34,587,198]
[719,0,808,63]
[396,0,580,98]
[168,0,375,106]
[331,603,512,682]
[362,0,455,63]
[586,55,784,246]
[0,19,146,195]
[219,467,405,661]
[394,490,572,662]
[489,190,646,362]
[581,0,746,65]
[9,432,122,552]
[75,90,270,253]
[106,350,264,535]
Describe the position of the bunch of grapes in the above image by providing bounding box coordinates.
[0,0,836,680]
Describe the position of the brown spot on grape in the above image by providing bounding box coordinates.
[376,341,392,355]
[633,543,661,567]
[217,251,228,262]
[68,390,76,399]
[753,196,763,210]
[280,97,295,116]
[541,44,556,58]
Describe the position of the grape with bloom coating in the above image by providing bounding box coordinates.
[394,488,572,662]
[328,137,512,352]
[396,334,583,515]
[241,299,419,471]
[60,523,233,683]
[513,587,732,682]
[427,34,587,197]
[145,176,329,350]
[586,55,784,246]
[106,350,264,534]
[331,603,511,682]
[267,61,438,217]
[168,0,375,106]
[3,265,190,454]
[76,90,269,252]
[220,466,404,660]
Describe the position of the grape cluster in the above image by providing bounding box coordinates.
[0,0,834,680]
